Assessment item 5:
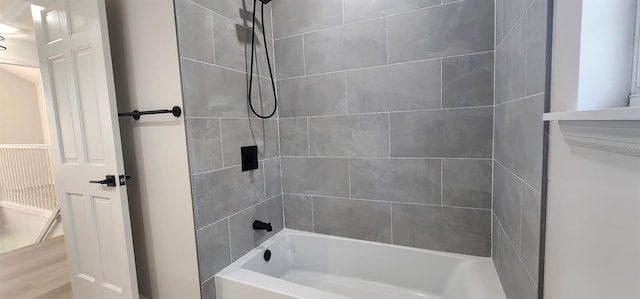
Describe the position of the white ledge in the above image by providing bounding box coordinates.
[544,107,640,121]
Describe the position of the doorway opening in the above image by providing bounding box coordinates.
[0,1,70,298]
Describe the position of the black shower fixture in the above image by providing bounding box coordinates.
[247,0,277,119]
[0,36,6,51]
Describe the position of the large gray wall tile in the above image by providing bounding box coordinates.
[212,13,274,75]
[192,0,273,38]
[393,204,491,256]
[390,108,494,158]
[278,118,309,156]
[192,165,265,228]
[275,36,304,79]
[180,59,246,117]
[308,114,389,157]
[350,158,441,204]
[493,162,522,252]
[387,0,494,63]
[442,159,492,209]
[495,0,505,45]
[346,60,441,113]
[229,195,284,260]
[314,197,391,243]
[495,94,544,191]
[495,216,537,299]
[175,0,214,63]
[196,220,231,281]
[272,0,343,38]
[221,118,279,167]
[186,118,223,174]
[442,52,494,108]
[281,157,349,197]
[264,158,282,199]
[283,193,313,232]
[502,0,534,40]
[277,73,346,117]
[525,0,548,96]
[495,18,526,104]
[343,0,440,23]
[201,277,216,299]
[521,184,541,285]
[304,18,387,74]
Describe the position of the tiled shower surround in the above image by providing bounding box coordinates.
[493,0,547,298]
[275,0,495,256]
[173,0,547,298]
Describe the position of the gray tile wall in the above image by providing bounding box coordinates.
[273,0,495,257]
[493,0,547,298]
[174,0,283,297]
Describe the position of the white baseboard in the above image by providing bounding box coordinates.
[0,201,52,218]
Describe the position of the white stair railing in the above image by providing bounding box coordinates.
[0,145,57,211]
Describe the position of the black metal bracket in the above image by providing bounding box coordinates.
[118,106,182,120]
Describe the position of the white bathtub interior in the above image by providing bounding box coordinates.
[216,229,506,299]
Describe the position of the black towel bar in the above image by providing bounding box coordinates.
[118,106,182,120]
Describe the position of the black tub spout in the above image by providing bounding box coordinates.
[253,220,273,232]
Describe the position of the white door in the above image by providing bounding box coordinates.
[30,0,139,298]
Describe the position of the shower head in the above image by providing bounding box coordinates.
[259,0,271,3]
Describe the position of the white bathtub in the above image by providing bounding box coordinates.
[216,229,505,299]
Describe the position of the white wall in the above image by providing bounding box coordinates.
[0,68,45,144]
[0,38,39,68]
[544,121,640,299]
[551,0,636,112]
[105,0,201,298]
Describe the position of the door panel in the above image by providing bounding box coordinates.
[32,0,139,297]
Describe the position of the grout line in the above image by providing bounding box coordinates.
[201,274,216,286]
[262,159,267,199]
[277,105,495,120]
[276,50,495,81]
[491,39,497,259]
[227,218,233,261]
[387,113,391,156]
[306,118,311,156]
[495,211,538,287]
[440,159,444,205]
[495,159,540,194]
[385,17,389,64]
[273,0,463,41]
[301,35,307,75]
[310,195,315,232]
[188,0,272,41]
[495,92,545,107]
[180,56,273,80]
[281,192,492,211]
[524,7,529,96]
[519,180,524,251]
[347,158,352,197]
[390,203,394,244]
[281,156,492,160]
[344,73,349,114]
[196,193,286,233]
[218,118,225,168]
[211,11,216,63]
[496,0,537,50]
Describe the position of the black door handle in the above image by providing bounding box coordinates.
[89,175,117,187]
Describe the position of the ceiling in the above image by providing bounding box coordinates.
[0,0,34,41]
